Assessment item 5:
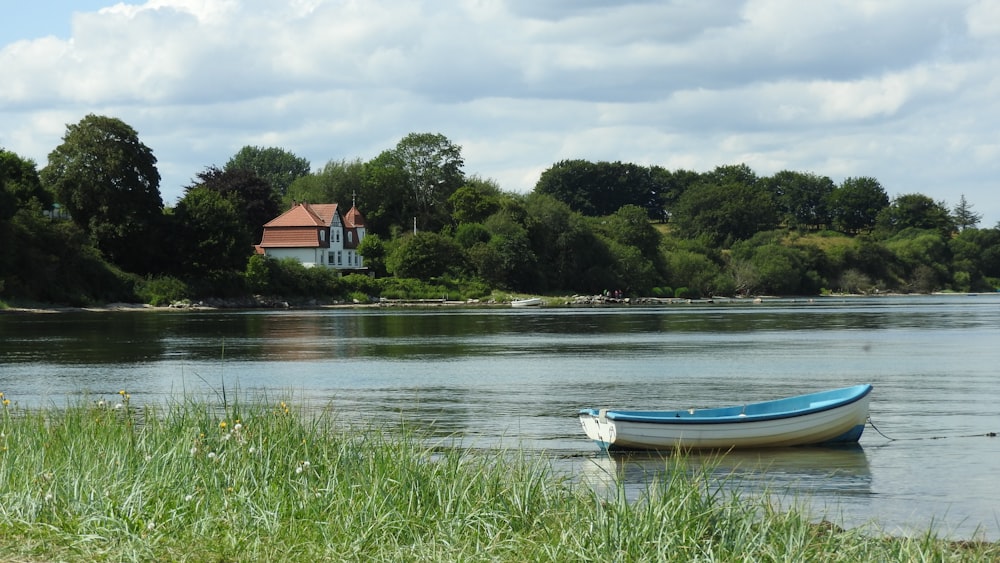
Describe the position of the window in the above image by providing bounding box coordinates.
[337,251,342,265]
[348,231,353,243]
[320,229,326,242]
[328,253,334,265]
[335,230,340,243]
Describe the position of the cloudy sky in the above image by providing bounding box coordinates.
[2,0,999,226]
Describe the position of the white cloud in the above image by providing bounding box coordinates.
[1,0,999,226]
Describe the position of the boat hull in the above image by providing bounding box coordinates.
[579,385,872,451]
[511,297,542,307]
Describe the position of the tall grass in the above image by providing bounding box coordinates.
[0,394,995,562]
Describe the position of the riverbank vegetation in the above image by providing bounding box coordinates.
[3,116,1000,308]
[0,395,996,561]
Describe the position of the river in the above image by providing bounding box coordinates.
[1,295,999,540]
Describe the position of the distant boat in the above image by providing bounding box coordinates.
[579,384,872,451]
[511,297,543,307]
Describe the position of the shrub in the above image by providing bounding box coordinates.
[135,275,189,306]
[675,286,700,299]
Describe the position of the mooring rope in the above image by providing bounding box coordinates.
[867,416,998,442]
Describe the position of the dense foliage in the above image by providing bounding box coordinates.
[40,114,163,274]
[2,116,1000,308]
[224,145,311,198]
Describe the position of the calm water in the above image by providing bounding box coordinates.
[2,295,999,539]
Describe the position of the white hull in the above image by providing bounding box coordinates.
[580,390,870,450]
[511,297,542,307]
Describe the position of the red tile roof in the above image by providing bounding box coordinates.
[263,203,335,228]
[259,227,323,248]
[259,203,336,248]
[344,206,367,228]
[258,202,364,250]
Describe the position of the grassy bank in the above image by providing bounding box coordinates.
[0,395,995,562]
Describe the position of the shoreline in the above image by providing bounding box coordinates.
[2,291,997,315]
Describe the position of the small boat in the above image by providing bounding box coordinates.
[511,297,543,307]
[579,384,872,451]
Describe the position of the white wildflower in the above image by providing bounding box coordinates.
[295,466,303,475]
[114,403,123,410]
[189,447,198,456]
[184,494,193,502]
[147,521,155,531]
[207,452,217,460]
[44,492,53,502]
[233,423,243,432]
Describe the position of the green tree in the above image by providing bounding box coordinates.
[672,166,778,247]
[448,176,502,225]
[702,163,758,187]
[356,233,387,277]
[285,158,364,208]
[169,187,250,276]
[595,204,667,282]
[949,227,1000,291]
[741,243,820,295]
[599,239,658,294]
[41,114,163,273]
[876,193,955,238]
[1,150,52,218]
[884,229,951,292]
[454,222,492,249]
[386,231,465,280]
[523,193,610,292]
[361,151,410,235]
[225,146,311,198]
[605,205,662,257]
[666,248,726,297]
[191,166,280,245]
[470,212,538,290]
[827,176,888,234]
[762,170,835,230]
[951,194,981,232]
[654,166,701,221]
[534,160,665,219]
[361,133,465,235]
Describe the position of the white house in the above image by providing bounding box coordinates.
[255,202,367,270]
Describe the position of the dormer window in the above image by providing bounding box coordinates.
[348,231,353,243]
[320,229,326,242]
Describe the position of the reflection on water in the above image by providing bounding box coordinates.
[2,295,1000,539]
[578,446,872,504]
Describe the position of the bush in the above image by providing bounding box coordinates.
[135,276,189,306]
[338,273,380,298]
[651,286,673,298]
[674,286,700,299]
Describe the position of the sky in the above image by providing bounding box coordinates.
[2,0,999,227]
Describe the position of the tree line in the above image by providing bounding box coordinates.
[2,114,999,307]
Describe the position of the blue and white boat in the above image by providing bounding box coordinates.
[579,384,873,451]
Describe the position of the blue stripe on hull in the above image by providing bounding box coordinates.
[818,423,866,445]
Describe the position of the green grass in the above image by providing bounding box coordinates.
[0,394,996,562]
